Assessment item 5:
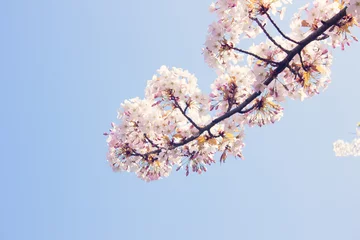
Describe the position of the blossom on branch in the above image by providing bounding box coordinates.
[105,0,360,181]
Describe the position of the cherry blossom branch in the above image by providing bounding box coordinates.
[143,7,347,158]
[265,12,300,45]
[251,17,290,53]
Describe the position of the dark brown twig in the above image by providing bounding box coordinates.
[252,17,290,53]
[298,52,309,71]
[239,102,260,114]
[231,46,280,65]
[144,133,164,150]
[265,12,300,45]
[172,98,202,131]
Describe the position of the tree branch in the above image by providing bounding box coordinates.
[231,46,280,65]
[142,7,348,158]
[172,97,202,131]
[144,133,164,150]
[298,52,309,71]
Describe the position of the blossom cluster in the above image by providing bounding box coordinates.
[333,125,360,157]
[292,0,359,49]
[205,0,291,70]
[106,0,360,181]
[106,66,245,181]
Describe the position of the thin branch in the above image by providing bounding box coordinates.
[207,129,215,138]
[130,149,146,158]
[231,46,280,65]
[239,102,260,114]
[252,17,290,53]
[144,133,164,150]
[172,98,202,131]
[226,102,232,112]
[286,64,303,83]
[274,78,290,92]
[207,128,221,138]
[298,52,309,71]
[265,12,300,45]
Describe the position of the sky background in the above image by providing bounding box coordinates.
[1,1,360,239]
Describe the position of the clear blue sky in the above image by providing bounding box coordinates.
[1,1,360,239]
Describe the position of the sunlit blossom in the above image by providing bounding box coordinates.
[106,0,359,181]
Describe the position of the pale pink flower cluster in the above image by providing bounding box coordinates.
[204,0,337,104]
[106,1,360,181]
[292,0,359,49]
[246,95,284,127]
[210,66,256,115]
[106,66,247,181]
[204,0,292,71]
[333,127,360,157]
[282,41,333,100]
[248,40,332,101]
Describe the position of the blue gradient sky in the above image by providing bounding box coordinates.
[1,1,360,239]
